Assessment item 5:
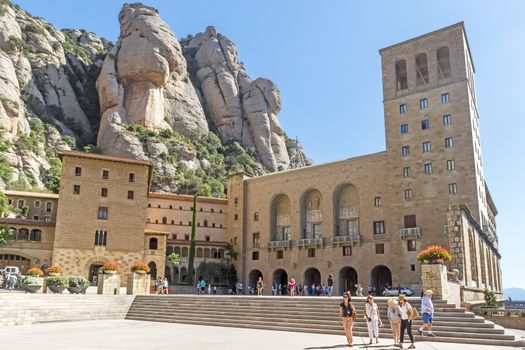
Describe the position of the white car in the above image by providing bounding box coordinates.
[383,287,415,296]
[4,266,19,275]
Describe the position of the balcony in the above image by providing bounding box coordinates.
[267,240,291,249]
[296,237,323,247]
[330,233,360,245]
[483,225,496,242]
[400,227,421,239]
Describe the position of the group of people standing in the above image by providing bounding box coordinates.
[339,289,435,348]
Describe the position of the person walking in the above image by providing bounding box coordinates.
[364,295,382,344]
[327,274,334,297]
[256,276,264,296]
[199,278,206,295]
[418,290,436,337]
[162,277,169,294]
[339,292,357,346]
[289,278,296,296]
[388,298,401,346]
[398,294,416,349]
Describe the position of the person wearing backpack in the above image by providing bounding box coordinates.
[339,292,357,346]
[397,294,416,348]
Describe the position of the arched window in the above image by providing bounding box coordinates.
[166,246,173,256]
[416,53,429,85]
[437,46,451,79]
[181,247,188,257]
[94,230,107,246]
[9,228,17,239]
[162,217,167,224]
[204,220,208,227]
[197,248,203,258]
[18,228,29,241]
[395,59,408,91]
[149,237,158,250]
[30,229,42,242]
[174,246,181,255]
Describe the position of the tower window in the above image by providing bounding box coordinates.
[343,246,352,256]
[400,124,409,134]
[375,243,385,254]
[128,191,134,200]
[403,167,411,178]
[374,197,382,207]
[73,185,80,195]
[441,93,450,104]
[407,240,417,252]
[74,167,82,176]
[404,189,413,200]
[420,99,428,109]
[449,183,458,195]
[423,141,431,153]
[101,188,108,197]
[447,160,456,171]
[421,119,430,129]
[402,146,409,157]
[97,206,108,220]
[445,137,454,149]
[128,173,135,182]
[415,53,429,85]
[252,252,259,260]
[400,104,408,114]
[396,59,408,91]
[94,230,107,246]
[373,221,385,234]
[443,114,452,125]
[424,163,432,175]
[102,169,109,180]
[437,46,451,79]
[308,248,316,258]
[276,250,284,259]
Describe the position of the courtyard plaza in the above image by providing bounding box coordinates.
[0,319,523,350]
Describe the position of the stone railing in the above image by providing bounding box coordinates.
[330,234,360,244]
[400,227,421,239]
[267,240,291,249]
[296,238,323,247]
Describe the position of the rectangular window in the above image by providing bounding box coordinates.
[400,104,407,114]
[421,119,430,129]
[400,124,409,134]
[443,114,452,125]
[447,160,455,171]
[411,264,416,271]
[373,221,385,234]
[101,188,108,197]
[234,214,238,220]
[127,190,134,200]
[441,93,449,104]
[422,141,431,153]
[34,200,40,208]
[205,235,211,242]
[420,98,428,109]
[33,216,39,220]
[74,167,82,176]
[73,185,80,194]
[404,215,416,228]
[445,137,454,148]
[374,197,382,207]
[403,167,411,178]
[102,169,109,180]
[234,197,239,205]
[402,146,409,157]
[254,212,259,221]
[252,251,259,260]
[253,232,260,245]
[276,250,283,259]
[407,240,417,251]
[185,234,190,240]
[449,183,457,195]
[97,206,108,220]
[404,189,413,200]
[424,163,432,174]
[308,248,316,258]
[375,243,385,254]
[45,202,52,212]
[128,173,135,182]
[94,230,107,246]
[343,246,352,256]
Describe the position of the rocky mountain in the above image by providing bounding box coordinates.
[0,1,311,196]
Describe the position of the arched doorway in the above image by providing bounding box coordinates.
[180,267,187,283]
[272,269,288,295]
[164,267,171,283]
[0,253,31,274]
[304,267,321,286]
[371,265,392,295]
[172,267,179,284]
[339,266,358,295]
[89,263,103,285]
[148,262,157,280]
[249,269,263,291]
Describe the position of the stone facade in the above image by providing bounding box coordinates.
[97,272,121,295]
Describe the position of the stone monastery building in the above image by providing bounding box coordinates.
[0,23,502,301]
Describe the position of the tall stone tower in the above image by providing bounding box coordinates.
[380,22,497,279]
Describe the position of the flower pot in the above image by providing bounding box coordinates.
[48,272,60,276]
[24,284,42,293]
[433,258,444,264]
[67,286,84,294]
[134,270,147,275]
[48,285,66,294]
[105,270,117,275]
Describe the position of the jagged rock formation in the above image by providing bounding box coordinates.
[0,0,311,195]
[185,26,290,171]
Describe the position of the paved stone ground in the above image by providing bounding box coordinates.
[0,320,523,350]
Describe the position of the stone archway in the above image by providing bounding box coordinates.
[339,266,358,295]
[88,262,104,285]
[371,265,392,295]
[0,252,32,274]
[304,267,321,286]
[148,261,157,279]
[272,269,288,295]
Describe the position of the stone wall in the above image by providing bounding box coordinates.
[421,263,461,306]
[98,272,121,294]
[127,272,150,295]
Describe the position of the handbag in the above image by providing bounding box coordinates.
[408,303,420,320]
[351,305,357,321]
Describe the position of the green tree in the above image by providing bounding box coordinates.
[186,194,197,285]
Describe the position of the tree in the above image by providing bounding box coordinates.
[0,190,13,246]
[186,194,197,285]
[167,252,180,264]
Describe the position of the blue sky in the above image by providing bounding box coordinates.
[13,1,525,290]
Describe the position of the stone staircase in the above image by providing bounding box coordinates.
[126,295,525,347]
[0,294,134,326]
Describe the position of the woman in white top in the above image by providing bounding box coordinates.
[397,294,415,349]
[364,295,382,344]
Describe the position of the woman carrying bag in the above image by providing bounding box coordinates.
[339,292,357,346]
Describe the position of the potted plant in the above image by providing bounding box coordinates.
[416,245,452,264]
[46,265,64,276]
[67,276,90,294]
[21,276,42,293]
[46,276,68,294]
[131,261,150,275]
[101,261,121,275]
[26,267,44,277]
